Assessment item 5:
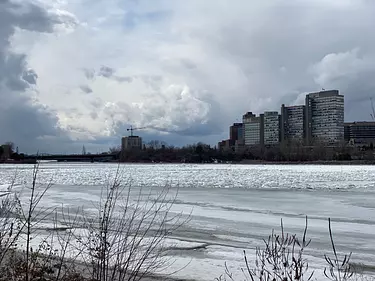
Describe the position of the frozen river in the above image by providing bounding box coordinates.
[1,163,375,280]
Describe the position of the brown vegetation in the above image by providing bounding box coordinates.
[1,164,374,281]
[119,140,375,163]
[0,164,187,281]
[217,218,374,281]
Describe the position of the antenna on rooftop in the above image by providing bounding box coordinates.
[370,98,375,121]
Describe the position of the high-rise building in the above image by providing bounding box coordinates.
[280,104,306,144]
[242,112,264,146]
[237,125,244,143]
[344,122,375,145]
[230,123,243,142]
[305,90,344,144]
[242,112,256,123]
[121,136,143,151]
[263,111,280,145]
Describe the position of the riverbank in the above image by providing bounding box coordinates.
[2,159,374,165]
[1,163,375,280]
[237,159,375,165]
[1,248,193,281]
[116,159,375,165]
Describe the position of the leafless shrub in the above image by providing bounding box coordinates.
[14,163,55,281]
[324,218,354,281]
[219,217,375,281]
[218,217,313,281]
[322,218,375,281]
[0,177,22,266]
[0,234,86,281]
[52,207,87,281]
[66,168,189,281]
[1,163,189,281]
[0,163,85,281]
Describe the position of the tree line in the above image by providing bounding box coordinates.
[118,140,375,163]
[0,142,25,162]
[1,139,374,163]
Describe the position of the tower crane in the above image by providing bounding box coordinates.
[127,125,147,136]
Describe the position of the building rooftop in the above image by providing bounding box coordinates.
[345,121,375,126]
[308,89,341,98]
[282,104,305,108]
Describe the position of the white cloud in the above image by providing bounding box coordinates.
[312,49,375,90]
[2,0,375,152]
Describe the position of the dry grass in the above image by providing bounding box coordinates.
[0,163,188,281]
[1,163,374,281]
[217,217,375,281]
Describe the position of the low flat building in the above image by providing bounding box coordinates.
[344,122,375,145]
[218,139,235,152]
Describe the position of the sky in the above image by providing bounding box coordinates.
[1,0,375,154]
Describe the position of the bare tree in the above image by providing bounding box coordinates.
[147,140,161,150]
[4,142,15,152]
[109,145,121,154]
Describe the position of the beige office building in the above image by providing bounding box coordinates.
[122,136,143,151]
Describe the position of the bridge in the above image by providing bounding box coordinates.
[24,153,119,162]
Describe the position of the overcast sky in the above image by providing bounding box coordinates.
[1,0,375,153]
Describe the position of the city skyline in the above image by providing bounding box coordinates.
[220,89,375,151]
[1,1,375,154]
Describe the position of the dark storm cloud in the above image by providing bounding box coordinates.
[115,76,133,83]
[4,0,375,153]
[98,66,115,78]
[0,100,60,140]
[310,49,375,121]
[162,1,375,128]
[0,0,70,152]
[0,53,29,91]
[180,59,197,70]
[83,68,95,80]
[90,111,99,120]
[22,69,38,85]
[86,66,133,83]
[80,85,93,94]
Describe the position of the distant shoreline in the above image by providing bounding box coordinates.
[1,159,374,165]
[115,159,375,165]
[236,159,375,165]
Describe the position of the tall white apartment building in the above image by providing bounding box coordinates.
[305,90,344,144]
